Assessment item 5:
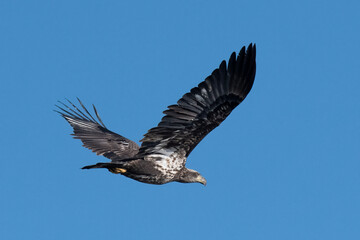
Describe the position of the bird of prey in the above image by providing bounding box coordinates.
[56,44,256,186]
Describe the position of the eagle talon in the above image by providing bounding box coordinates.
[109,168,127,174]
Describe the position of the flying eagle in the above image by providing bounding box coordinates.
[57,44,256,186]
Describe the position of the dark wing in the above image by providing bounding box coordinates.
[56,99,140,161]
[138,44,256,158]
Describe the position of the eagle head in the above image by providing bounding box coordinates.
[175,168,207,186]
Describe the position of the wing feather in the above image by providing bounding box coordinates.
[138,44,256,158]
[56,99,140,161]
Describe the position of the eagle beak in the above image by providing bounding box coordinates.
[197,176,207,186]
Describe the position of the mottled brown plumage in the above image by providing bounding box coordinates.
[57,44,256,185]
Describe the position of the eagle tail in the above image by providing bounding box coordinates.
[82,162,128,174]
[82,162,111,169]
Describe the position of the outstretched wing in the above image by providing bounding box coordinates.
[138,44,256,158]
[56,99,140,161]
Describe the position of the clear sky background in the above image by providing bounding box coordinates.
[1,0,359,239]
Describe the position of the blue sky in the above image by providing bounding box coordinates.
[1,0,359,239]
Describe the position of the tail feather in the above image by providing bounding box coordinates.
[82,162,121,170]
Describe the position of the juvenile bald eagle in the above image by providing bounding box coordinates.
[57,44,256,185]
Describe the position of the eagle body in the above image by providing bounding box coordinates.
[57,44,256,185]
[118,152,187,185]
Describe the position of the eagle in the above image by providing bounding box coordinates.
[56,44,256,186]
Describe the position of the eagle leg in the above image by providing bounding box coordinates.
[108,168,127,174]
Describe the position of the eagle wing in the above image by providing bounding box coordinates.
[56,99,140,161]
[138,44,256,159]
